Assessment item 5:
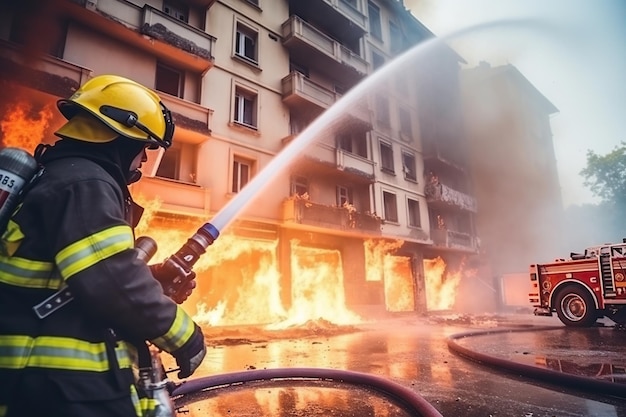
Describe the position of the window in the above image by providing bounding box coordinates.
[291,176,309,196]
[156,62,183,98]
[336,185,353,206]
[376,95,390,126]
[342,0,358,8]
[163,1,188,22]
[380,141,394,173]
[368,2,382,40]
[155,142,198,182]
[156,146,180,180]
[232,156,254,193]
[245,0,259,6]
[402,151,417,181]
[234,86,257,128]
[290,61,309,77]
[235,22,258,63]
[389,21,402,53]
[337,131,367,158]
[372,51,385,71]
[383,191,398,223]
[399,108,412,139]
[407,198,421,227]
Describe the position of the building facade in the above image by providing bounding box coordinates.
[460,62,563,311]
[0,0,483,323]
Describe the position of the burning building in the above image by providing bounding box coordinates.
[0,0,498,327]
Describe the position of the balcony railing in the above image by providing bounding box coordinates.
[337,148,375,179]
[282,198,381,234]
[159,93,212,141]
[131,176,211,217]
[60,0,215,73]
[282,15,368,76]
[0,40,92,97]
[318,0,367,32]
[431,229,478,251]
[141,5,215,60]
[425,182,477,213]
[281,71,371,126]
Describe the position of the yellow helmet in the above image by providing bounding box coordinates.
[56,75,174,149]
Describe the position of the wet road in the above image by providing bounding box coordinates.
[168,314,626,416]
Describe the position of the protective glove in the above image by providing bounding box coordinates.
[172,324,207,379]
[149,260,197,304]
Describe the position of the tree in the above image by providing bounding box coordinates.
[580,142,626,205]
[574,142,626,245]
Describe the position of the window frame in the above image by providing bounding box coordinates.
[336,185,353,207]
[235,21,259,64]
[401,151,417,182]
[407,198,421,228]
[382,191,398,223]
[232,155,255,193]
[368,2,382,40]
[155,62,184,98]
[379,140,394,173]
[233,85,258,129]
[290,175,309,196]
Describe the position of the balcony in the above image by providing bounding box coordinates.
[282,198,381,234]
[291,141,375,181]
[425,181,477,213]
[159,93,212,142]
[282,15,368,80]
[57,0,216,74]
[296,0,367,34]
[281,71,371,127]
[0,40,92,98]
[131,176,211,217]
[431,229,478,252]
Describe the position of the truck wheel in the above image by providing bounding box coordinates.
[554,286,597,327]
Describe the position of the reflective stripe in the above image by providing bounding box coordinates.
[56,225,134,279]
[0,335,133,371]
[1,218,24,257]
[0,256,58,289]
[130,385,146,417]
[0,405,6,417]
[151,306,195,352]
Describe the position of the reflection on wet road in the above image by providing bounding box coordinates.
[168,314,626,417]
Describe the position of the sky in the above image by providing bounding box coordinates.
[405,0,626,208]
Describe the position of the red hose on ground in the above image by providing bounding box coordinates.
[171,367,443,417]
[447,326,626,400]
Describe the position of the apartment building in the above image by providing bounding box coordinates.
[0,0,479,322]
[460,62,563,310]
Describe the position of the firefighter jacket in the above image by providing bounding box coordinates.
[0,149,200,416]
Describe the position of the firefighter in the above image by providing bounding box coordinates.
[0,75,206,417]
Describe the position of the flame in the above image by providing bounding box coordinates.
[364,239,403,282]
[0,101,53,152]
[423,256,478,311]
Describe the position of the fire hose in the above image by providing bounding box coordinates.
[170,367,443,417]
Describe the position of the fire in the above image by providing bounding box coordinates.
[423,256,464,311]
[0,101,54,152]
[135,194,362,328]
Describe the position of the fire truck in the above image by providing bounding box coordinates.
[529,241,626,327]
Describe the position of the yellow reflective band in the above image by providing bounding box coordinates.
[130,385,145,417]
[0,405,6,417]
[151,306,195,352]
[1,218,24,256]
[0,335,133,371]
[0,256,58,289]
[56,225,134,279]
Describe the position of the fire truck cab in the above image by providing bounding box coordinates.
[529,241,626,327]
